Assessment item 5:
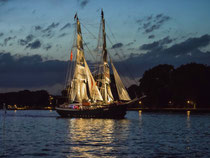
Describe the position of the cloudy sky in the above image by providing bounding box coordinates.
[0,0,210,94]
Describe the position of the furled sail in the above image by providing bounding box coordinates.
[99,10,114,103]
[111,60,131,101]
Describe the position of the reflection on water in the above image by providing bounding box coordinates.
[185,111,191,152]
[0,110,210,157]
[67,119,130,157]
[1,114,7,157]
[186,111,191,129]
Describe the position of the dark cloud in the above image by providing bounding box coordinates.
[113,34,210,78]
[156,14,162,19]
[42,32,53,38]
[18,34,34,46]
[78,0,89,9]
[4,36,16,46]
[147,15,153,21]
[19,39,27,46]
[145,25,160,33]
[111,43,123,49]
[0,32,4,37]
[0,52,67,90]
[165,34,210,55]
[26,40,41,49]
[161,36,173,45]
[136,14,171,33]
[143,22,151,29]
[140,36,173,51]
[26,34,34,41]
[60,23,71,31]
[127,48,135,51]
[58,33,68,38]
[125,42,134,47]
[140,41,160,51]
[39,22,59,38]
[43,44,52,51]
[148,35,155,39]
[42,22,59,33]
[34,25,42,31]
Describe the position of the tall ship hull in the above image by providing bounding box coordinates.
[56,103,127,118]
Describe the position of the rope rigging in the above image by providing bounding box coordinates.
[64,13,136,103]
[106,22,138,86]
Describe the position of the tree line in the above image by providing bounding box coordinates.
[128,63,210,108]
[0,90,51,109]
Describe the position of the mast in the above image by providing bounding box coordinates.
[68,14,103,103]
[101,10,130,101]
[100,9,114,103]
[69,14,88,103]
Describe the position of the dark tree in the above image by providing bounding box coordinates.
[138,64,174,108]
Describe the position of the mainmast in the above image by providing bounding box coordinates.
[100,10,131,102]
[99,10,114,103]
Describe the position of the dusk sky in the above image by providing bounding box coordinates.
[1,0,210,94]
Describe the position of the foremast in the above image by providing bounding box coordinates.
[69,14,103,103]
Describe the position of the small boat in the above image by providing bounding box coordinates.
[56,10,139,118]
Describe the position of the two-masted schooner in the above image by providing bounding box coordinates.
[56,10,138,118]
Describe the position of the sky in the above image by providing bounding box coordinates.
[0,0,210,94]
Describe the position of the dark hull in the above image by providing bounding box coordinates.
[56,103,127,119]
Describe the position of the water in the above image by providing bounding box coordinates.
[0,110,210,158]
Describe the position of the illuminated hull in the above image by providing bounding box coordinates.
[56,103,127,119]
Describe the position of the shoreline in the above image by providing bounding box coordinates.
[127,108,210,113]
[2,108,210,113]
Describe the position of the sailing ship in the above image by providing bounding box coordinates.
[56,10,139,118]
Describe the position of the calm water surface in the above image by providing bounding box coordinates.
[0,110,210,158]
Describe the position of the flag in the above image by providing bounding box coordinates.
[70,50,73,61]
[74,13,77,20]
[101,9,104,18]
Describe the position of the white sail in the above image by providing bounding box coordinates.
[84,59,103,101]
[107,84,114,102]
[68,16,89,103]
[70,64,88,102]
[111,60,131,101]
